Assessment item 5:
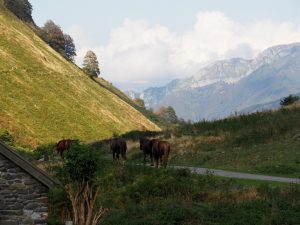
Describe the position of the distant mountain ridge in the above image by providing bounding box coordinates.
[130,43,300,121]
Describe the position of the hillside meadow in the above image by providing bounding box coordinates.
[14,142,300,225]
[0,4,160,148]
[2,101,299,225]
[125,106,300,177]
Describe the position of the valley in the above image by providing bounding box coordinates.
[1,1,300,224]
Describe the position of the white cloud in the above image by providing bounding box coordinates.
[73,11,300,90]
[67,25,91,49]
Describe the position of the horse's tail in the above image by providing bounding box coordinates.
[121,140,127,160]
[124,141,127,152]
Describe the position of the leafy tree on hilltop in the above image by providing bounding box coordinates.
[82,50,100,78]
[64,34,77,62]
[133,98,145,108]
[4,0,33,23]
[156,106,178,123]
[42,20,65,55]
[280,94,300,107]
[41,20,77,62]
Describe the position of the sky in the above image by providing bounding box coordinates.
[30,0,300,91]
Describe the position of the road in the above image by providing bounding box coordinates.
[171,166,300,184]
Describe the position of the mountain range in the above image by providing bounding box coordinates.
[128,43,300,121]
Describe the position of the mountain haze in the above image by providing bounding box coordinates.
[0,4,159,147]
[133,43,300,121]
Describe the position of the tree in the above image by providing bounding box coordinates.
[56,143,108,225]
[82,50,100,78]
[156,106,178,123]
[42,20,65,55]
[64,34,77,62]
[40,20,77,61]
[4,0,34,23]
[133,98,145,108]
[280,94,300,107]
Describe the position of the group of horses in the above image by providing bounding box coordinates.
[139,138,171,168]
[55,137,171,168]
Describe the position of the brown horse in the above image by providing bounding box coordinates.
[152,140,171,168]
[139,138,157,165]
[56,139,73,156]
[110,138,127,160]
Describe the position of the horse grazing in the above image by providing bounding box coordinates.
[152,140,171,168]
[139,138,156,165]
[56,139,73,156]
[110,138,127,161]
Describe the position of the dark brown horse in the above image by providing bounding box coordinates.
[152,140,171,168]
[110,138,127,160]
[56,139,73,156]
[139,138,157,165]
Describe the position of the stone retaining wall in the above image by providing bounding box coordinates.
[0,154,49,225]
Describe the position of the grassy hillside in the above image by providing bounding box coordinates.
[125,106,300,177]
[166,107,300,176]
[0,5,159,147]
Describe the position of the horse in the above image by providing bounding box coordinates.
[110,138,127,161]
[56,139,73,156]
[152,140,171,168]
[139,138,156,165]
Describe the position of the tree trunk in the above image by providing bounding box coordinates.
[65,182,107,225]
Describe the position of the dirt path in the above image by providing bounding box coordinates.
[171,166,300,184]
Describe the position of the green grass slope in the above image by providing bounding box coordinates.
[166,107,300,177]
[0,5,160,147]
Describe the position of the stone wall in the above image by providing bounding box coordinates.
[0,154,49,225]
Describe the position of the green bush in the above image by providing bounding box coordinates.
[280,94,300,107]
[48,187,69,225]
[4,0,34,23]
[62,143,100,183]
[0,131,14,145]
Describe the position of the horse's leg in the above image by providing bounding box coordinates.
[143,152,147,164]
[162,155,167,168]
[150,152,154,166]
[122,149,127,161]
[155,156,159,168]
[117,151,120,160]
[159,156,163,168]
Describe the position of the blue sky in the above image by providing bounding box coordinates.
[30,0,300,91]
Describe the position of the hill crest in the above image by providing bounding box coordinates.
[0,6,160,147]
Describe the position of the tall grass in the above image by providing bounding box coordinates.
[19,139,300,225]
[174,107,300,146]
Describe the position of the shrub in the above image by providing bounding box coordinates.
[4,0,34,23]
[280,94,300,107]
[0,131,14,145]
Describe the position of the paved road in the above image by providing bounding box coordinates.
[171,166,300,184]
